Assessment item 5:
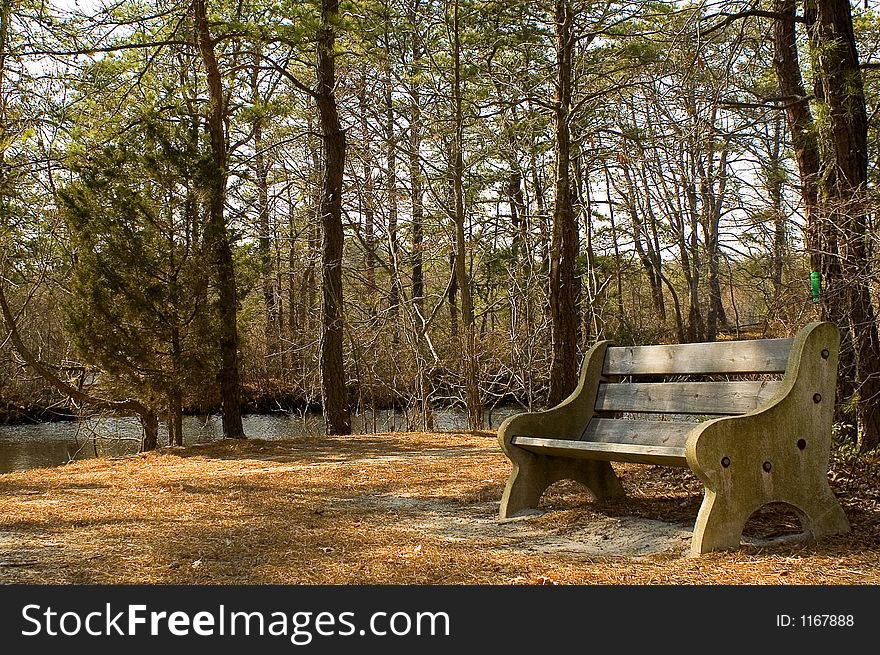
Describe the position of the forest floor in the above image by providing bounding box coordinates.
[1,430,879,585]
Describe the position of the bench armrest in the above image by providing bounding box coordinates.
[498,340,612,460]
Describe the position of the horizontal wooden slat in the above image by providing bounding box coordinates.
[594,381,781,415]
[603,338,793,376]
[582,417,696,447]
[511,436,688,467]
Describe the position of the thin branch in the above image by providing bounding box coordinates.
[703,10,805,36]
[13,40,193,57]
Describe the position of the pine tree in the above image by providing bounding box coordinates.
[59,117,216,447]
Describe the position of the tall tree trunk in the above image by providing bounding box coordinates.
[410,52,424,316]
[507,169,528,252]
[193,0,244,438]
[701,137,729,341]
[682,148,704,343]
[773,0,880,449]
[408,4,432,429]
[529,150,550,272]
[169,328,184,447]
[357,65,377,319]
[316,0,351,435]
[548,0,581,406]
[603,164,626,333]
[449,0,481,428]
[303,111,322,337]
[251,48,278,377]
[619,161,666,327]
[168,227,184,447]
[570,128,594,342]
[808,0,880,451]
[773,0,851,391]
[768,111,787,306]
[384,17,401,338]
[581,165,603,340]
[447,181,459,337]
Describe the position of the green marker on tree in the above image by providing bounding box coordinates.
[810,271,821,304]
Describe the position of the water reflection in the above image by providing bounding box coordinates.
[0,406,521,474]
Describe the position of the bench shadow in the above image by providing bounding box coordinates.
[534,477,879,557]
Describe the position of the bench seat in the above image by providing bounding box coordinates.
[512,418,694,466]
[511,435,688,467]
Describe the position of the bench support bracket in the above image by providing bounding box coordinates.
[500,453,624,518]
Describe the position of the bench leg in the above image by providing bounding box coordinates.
[565,460,626,505]
[690,479,849,556]
[782,479,850,541]
[499,454,625,519]
[499,456,549,518]
[796,477,851,539]
[690,490,750,556]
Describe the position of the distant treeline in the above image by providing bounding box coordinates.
[2,0,880,451]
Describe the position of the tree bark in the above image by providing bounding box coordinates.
[548,0,581,406]
[807,0,880,450]
[316,0,351,435]
[775,0,833,303]
[385,16,401,335]
[409,27,425,316]
[449,0,481,428]
[773,0,853,405]
[772,0,880,449]
[701,137,729,341]
[251,48,279,376]
[193,0,245,439]
[357,65,377,320]
[408,3,432,429]
[768,112,787,305]
[619,161,666,328]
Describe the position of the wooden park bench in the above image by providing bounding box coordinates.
[497,321,850,555]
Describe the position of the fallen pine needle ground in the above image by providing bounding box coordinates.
[1,431,878,585]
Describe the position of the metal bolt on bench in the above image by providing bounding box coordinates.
[496,321,850,556]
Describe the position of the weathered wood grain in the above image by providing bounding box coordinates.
[580,417,697,446]
[511,435,689,467]
[594,381,781,415]
[603,338,793,375]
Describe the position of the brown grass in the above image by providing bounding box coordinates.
[1,431,878,585]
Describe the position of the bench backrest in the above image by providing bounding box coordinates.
[595,337,794,418]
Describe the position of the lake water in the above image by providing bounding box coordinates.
[0,406,523,474]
